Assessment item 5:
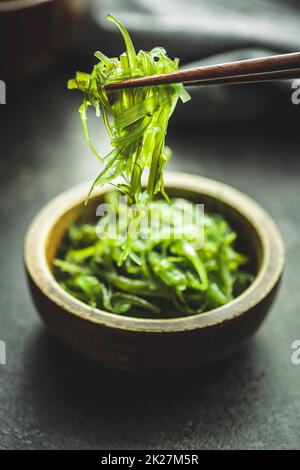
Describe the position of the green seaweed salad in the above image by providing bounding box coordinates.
[54,13,253,318]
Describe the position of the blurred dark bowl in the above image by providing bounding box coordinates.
[0,0,88,80]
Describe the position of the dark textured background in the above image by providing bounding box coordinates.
[0,48,300,449]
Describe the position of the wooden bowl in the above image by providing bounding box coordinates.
[0,0,87,80]
[24,173,284,371]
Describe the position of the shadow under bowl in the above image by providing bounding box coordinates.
[24,173,284,371]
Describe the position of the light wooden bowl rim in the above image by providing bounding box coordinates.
[24,173,284,333]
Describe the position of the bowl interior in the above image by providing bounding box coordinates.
[45,186,262,312]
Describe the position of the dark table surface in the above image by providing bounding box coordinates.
[0,55,300,450]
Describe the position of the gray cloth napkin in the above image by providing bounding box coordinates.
[90,0,300,123]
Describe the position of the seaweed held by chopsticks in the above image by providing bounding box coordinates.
[54,193,254,318]
[68,13,191,205]
[63,14,254,318]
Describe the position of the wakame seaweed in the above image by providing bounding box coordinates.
[68,13,190,204]
[55,13,254,318]
[54,193,253,317]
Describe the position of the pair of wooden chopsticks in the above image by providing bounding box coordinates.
[105,52,300,91]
